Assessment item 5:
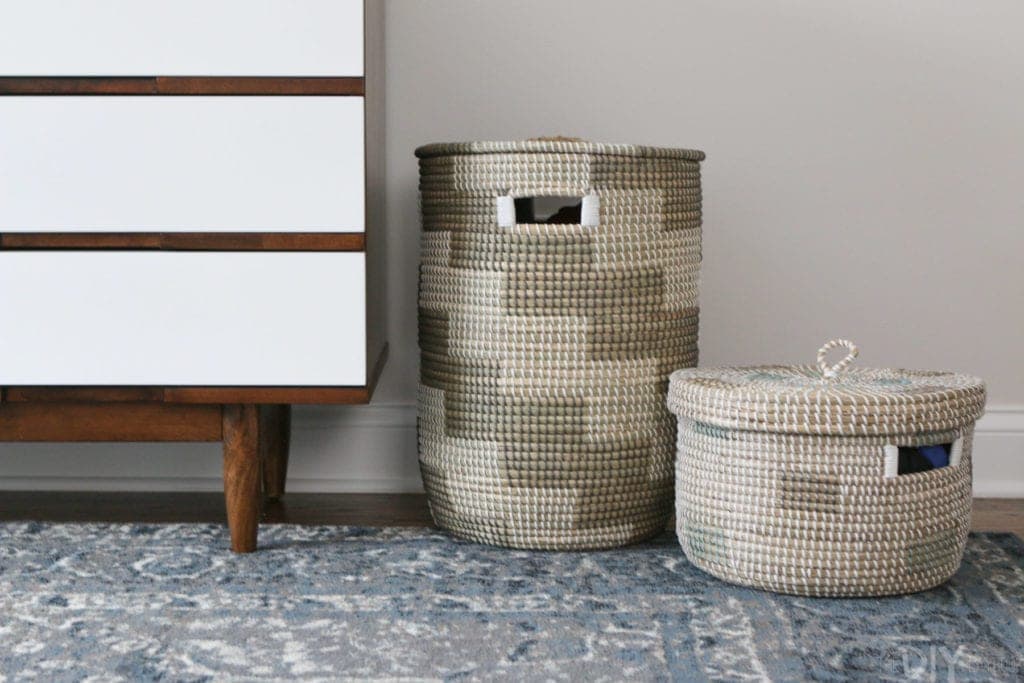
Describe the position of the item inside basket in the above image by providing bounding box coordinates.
[897,443,952,474]
[514,196,582,224]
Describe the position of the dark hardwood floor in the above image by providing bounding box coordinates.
[0,492,432,527]
[0,493,1021,538]
[969,498,1024,538]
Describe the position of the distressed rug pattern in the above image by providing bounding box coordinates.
[1,524,1022,681]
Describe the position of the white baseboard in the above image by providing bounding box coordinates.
[971,405,1024,497]
[1,402,1022,497]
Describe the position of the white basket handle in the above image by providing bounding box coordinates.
[496,194,516,228]
[817,339,858,379]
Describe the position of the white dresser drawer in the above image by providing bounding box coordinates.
[0,97,365,232]
[0,252,366,386]
[0,0,363,77]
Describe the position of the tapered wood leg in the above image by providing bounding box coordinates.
[260,404,292,502]
[223,404,261,553]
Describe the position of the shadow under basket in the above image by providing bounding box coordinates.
[667,339,987,597]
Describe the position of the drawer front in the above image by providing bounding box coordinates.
[0,252,366,386]
[0,0,363,76]
[0,97,365,232]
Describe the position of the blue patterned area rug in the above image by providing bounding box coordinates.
[1,524,1022,681]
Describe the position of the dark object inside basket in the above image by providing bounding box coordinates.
[898,444,952,474]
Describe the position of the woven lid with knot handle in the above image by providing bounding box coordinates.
[414,139,705,160]
[667,339,987,436]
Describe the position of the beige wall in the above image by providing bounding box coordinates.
[4,1,1022,494]
[378,0,1024,404]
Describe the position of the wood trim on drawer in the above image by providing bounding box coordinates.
[162,387,373,405]
[0,346,388,406]
[0,233,366,251]
[5,386,370,406]
[0,77,365,96]
[156,77,364,96]
[2,387,167,403]
[0,402,223,442]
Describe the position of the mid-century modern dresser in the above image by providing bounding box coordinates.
[0,1,386,551]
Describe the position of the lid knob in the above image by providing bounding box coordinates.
[817,339,859,379]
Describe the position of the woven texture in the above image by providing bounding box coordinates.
[416,139,704,549]
[667,359,986,437]
[667,353,987,596]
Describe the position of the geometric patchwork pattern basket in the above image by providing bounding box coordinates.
[416,139,706,549]
[667,339,987,596]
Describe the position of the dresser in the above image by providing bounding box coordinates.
[0,1,386,551]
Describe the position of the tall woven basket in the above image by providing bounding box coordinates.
[416,139,706,549]
[667,339,987,597]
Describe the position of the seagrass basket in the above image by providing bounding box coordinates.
[667,339,987,596]
[416,139,706,549]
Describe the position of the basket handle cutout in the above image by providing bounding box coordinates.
[884,438,961,478]
[496,193,599,227]
[817,338,858,379]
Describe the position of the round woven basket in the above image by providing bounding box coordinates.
[416,139,705,549]
[667,339,987,596]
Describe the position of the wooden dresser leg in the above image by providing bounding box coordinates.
[223,404,261,553]
[261,404,292,502]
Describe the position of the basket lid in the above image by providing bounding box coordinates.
[667,339,986,436]
[414,138,705,161]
